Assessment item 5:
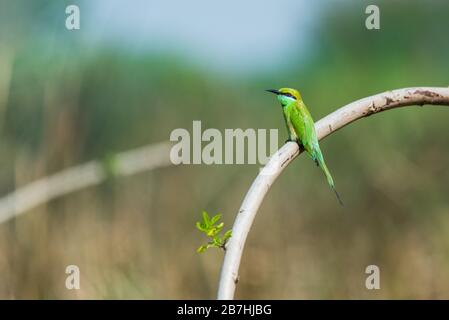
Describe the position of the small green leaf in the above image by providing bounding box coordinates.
[197,245,208,253]
[207,223,222,236]
[196,221,206,232]
[202,211,210,226]
[223,230,232,241]
[207,228,217,237]
[214,222,224,233]
[212,237,222,246]
[210,214,222,226]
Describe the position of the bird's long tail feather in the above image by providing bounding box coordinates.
[315,151,344,206]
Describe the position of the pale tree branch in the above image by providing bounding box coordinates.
[0,141,173,224]
[217,87,449,300]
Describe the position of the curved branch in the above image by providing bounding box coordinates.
[217,86,449,300]
[0,141,173,224]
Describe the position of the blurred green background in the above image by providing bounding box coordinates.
[0,0,449,299]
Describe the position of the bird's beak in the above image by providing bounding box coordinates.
[266,89,280,95]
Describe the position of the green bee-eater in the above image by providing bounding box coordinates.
[267,88,343,205]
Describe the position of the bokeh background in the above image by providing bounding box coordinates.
[0,0,449,299]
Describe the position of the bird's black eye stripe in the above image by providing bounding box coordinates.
[282,92,296,99]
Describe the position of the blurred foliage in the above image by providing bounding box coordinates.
[0,0,448,299]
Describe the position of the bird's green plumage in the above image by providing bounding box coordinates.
[268,87,343,205]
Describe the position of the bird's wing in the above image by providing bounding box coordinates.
[290,103,307,145]
[304,112,319,151]
[295,101,320,155]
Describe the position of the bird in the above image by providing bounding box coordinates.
[267,87,343,205]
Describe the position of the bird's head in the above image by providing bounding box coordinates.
[266,88,302,106]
